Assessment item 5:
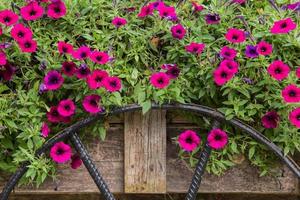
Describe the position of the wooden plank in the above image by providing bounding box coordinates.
[0,125,298,194]
[124,110,167,193]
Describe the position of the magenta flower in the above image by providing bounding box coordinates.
[0,10,18,26]
[86,69,109,89]
[57,41,73,54]
[166,65,180,79]
[262,111,280,129]
[213,66,234,86]
[296,67,300,79]
[270,18,297,34]
[267,60,290,81]
[219,59,239,74]
[61,61,77,77]
[161,63,177,70]
[207,129,228,150]
[245,45,258,58]
[50,142,72,163]
[20,2,44,21]
[47,106,62,123]
[220,46,237,60]
[137,5,154,18]
[0,63,15,81]
[185,42,205,55]
[225,28,246,43]
[286,2,300,11]
[157,4,177,21]
[72,46,91,60]
[257,41,272,56]
[171,24,186,40]
[103,76,122,92]
[71,154,82,169]
[41,122,50,138]
[112,17,127,28]
[47,0,67,19]
[57,99,76,117]
[0,52,7,66]
[43,70,64,90]
[232,0,246,4]
[76,64,91,79]
[281,84,300,103]
[0,27,2,35]
[289,108,300,128]
[11,23,33,42]
[89,51,109,65]
[178,130,201,152]
[150,72,170,89]
[192,2,204,12]
[82,94,102,114]
[205,13,220,24]
[18,39,37,53]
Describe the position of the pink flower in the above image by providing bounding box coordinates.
[257,41,272,56]
[220,46,237,60]
[76,64,91,79]
[157,4,177,21]
[41,122,50,138]
[161,63,177,70]
[296,67,300,79]
[270,18,297,34]
[137,5,154,18]
[171,24,186,40]
[185,42,205,55]
[232,0,246,4]
[225,28,246,43]
[47,0,67,19]
[178,130,201,152]
[267,60,290,81]
[82,94,102,114]
[72,46,91,60]
[0,10,18,26]
[61,61,77,77]
[57,99,76,117]
[71,154,82,169]
[11,23,33,42]
[192,2,204,12]
[0,52,7,66]
[150,72,170,89]
[47,106,63,123]
[50,142,72,163]
[57,41,73,54]
[166,65,180,79]
[18,39,37,53]
[0,27,2,35]
[219,59,239,74]
[103,76,122,92]
[289,108,300,128]
[0,63,15,81]
[213,66,234,86]
[86,69,109,89]
[43,70,64,90]
[281,84,300,103]
[207,129,228,150]
[261,111,280,129]
[89,51,109,65]
[20,2,44,21]
[112,17,127,28]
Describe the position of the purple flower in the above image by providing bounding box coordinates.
[245,45,258,58]
[205,13,220,24]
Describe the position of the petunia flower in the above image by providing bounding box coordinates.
[170,24,186,40]
[185,42,205,55]
[103,76,122,92]
[47,0,67,19]
[267,60,290,81]
[61,61,77,77]
[86,69,109,89]
[207,129,228,150]
[50,142,72,163]
[257,41,272,56]
[281,84,300,103]
[82,94,102,114]
[20,2,44,21]
[57,41,73,54]
[178,130,201,152]
[57,99,76,117]
[220,46,237,60]
[0,10,19,26]
[18,39,37,53]
[261,111,280,129]
[11,23,33,41]
[213,66,234,86]
[270,18,297,34]
[289,108,300,128]
[225,28,246,43]
[112,17,127,28]
[150,72,170,89]
[43,70,64,90]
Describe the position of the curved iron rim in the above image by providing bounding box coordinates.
[1,103,300,200]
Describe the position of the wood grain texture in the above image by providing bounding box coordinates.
[0,124,298,195]
[124,110,167,193]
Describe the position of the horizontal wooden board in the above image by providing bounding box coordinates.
[0,125,299,195]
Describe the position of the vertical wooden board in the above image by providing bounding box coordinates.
[124,110,166,193]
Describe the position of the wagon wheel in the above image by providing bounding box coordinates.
[1,103,300,200]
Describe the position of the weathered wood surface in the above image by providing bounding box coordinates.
[124,111,166,193]
[0,113,299,195]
